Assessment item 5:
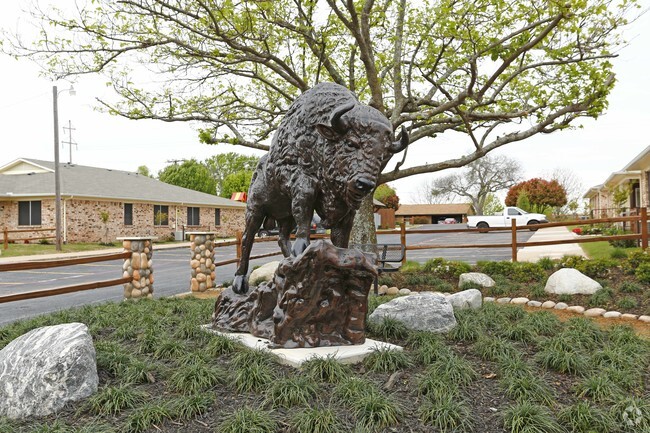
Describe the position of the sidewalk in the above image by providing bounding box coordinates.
[517,226,587,262]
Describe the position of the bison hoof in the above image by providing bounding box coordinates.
[291,238,309,257]
[232,275,249,295]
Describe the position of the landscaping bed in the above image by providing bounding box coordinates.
[378,254,650,317]
[0,295,648,433]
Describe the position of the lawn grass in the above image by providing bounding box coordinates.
[578,240,642,260]
[0,242,119,258]
[1,296,648,433]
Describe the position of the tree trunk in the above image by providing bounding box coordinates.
[350,195,377,246]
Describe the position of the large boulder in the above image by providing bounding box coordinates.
[368,293,456,333]
[447,289,483,310]
[249,261,280,286]
[459,272,495,288]
[545,268,602,295]
[0,323,98,420]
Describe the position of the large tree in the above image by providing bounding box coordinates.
[423,154,522,214]
[505,178,567,213]
[204,152,260,196]
[221,170,254,199]
[5,0,638,242]
[158,159,217,194]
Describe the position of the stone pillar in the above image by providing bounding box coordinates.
[118,237,154,300]
[188,232,216,292]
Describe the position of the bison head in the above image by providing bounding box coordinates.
[316,103,409,208]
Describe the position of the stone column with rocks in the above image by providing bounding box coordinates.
[118,237,154,300]
[189,232,216,292]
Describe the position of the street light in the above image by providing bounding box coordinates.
[53,84,75,251]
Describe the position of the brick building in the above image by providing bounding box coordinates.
[0,158,246,243]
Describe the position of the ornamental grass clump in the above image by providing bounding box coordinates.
[352,391,402,430]
[573,374,623,403]
[424,353,478,387]
[219,407,277,433]
[169,393,215,420]
[302,354,351,384]
[520,311,561,337]
[169,361,226,394]
[85,385,148,416]
[473,335,518,362]
[363,347,412,373]
[610,396,650,432]
[367,316,409,341]
[290,407,344,433]
[558,401,615,433]
[502,401,564,433]
[205,334,240,356]
[499,373,555,405]
[418,394,474,433]
[122,400,172,433]
[263,376,318,408]
[334,376,377,404]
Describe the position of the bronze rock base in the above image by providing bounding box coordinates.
[212,240,377,348]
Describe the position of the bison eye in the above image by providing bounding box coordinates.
[346,138,361,149]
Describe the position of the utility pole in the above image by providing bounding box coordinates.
[62,120,77,164]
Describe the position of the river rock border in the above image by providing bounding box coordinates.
[118,237,154,300]
[376,285,650,324]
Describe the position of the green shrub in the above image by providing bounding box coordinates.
[588,287,615,307]
[635,262,650,284]
[510,262,546,282]
[476,261,513,277]
[623,250,650,273]
[423,258,471,279]
[617,296,638,310]
[560,255,586,269]
[537,257,556,270]
[619,281,642,293]
[576,258,617,279]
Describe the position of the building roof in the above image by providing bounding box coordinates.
[395,203,474,216]
[0,158,246,208]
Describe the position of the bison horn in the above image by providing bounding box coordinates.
[390,126,409,153]
[329,102,355,134]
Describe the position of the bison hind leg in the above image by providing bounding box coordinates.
[277,217,295,257]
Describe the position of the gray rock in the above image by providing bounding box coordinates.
[398,288,412,296]
[527,300,543,307]
[496,297,512,304]
[459,272,495,288]
[249,261,280,285]
[511,297,529,305]
[0,323,98,420]
[447,289,482,310]
[368,293,456,333]
[554,302,568,310]
[545,268,602,295]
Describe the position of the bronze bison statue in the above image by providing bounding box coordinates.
[233,82,408,294]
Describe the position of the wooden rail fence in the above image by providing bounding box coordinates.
[1,210,646,304]
[3,227,56,250]
[0,251,131,304]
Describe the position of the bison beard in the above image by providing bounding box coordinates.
[213,82,408,348]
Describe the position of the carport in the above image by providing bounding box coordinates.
[395,203,475,224]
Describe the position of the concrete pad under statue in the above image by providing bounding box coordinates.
[202,325,402,368]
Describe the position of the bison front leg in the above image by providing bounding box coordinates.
[232,211,266,294]
[330,212,356,248]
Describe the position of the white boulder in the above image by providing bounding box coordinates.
[249,261,280,285]
[459,272,495,288]
[447,289,483,310]
[368,293,456,333]
[0,323,98,420]
[544,268,602,295]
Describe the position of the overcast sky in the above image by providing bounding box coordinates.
[1,1,648,204]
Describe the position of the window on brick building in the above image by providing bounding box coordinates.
[187,207,200,226]
[124,203,133,225]
[153,204,169,226]
[215,209,221,226]
[18,201,42,226]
